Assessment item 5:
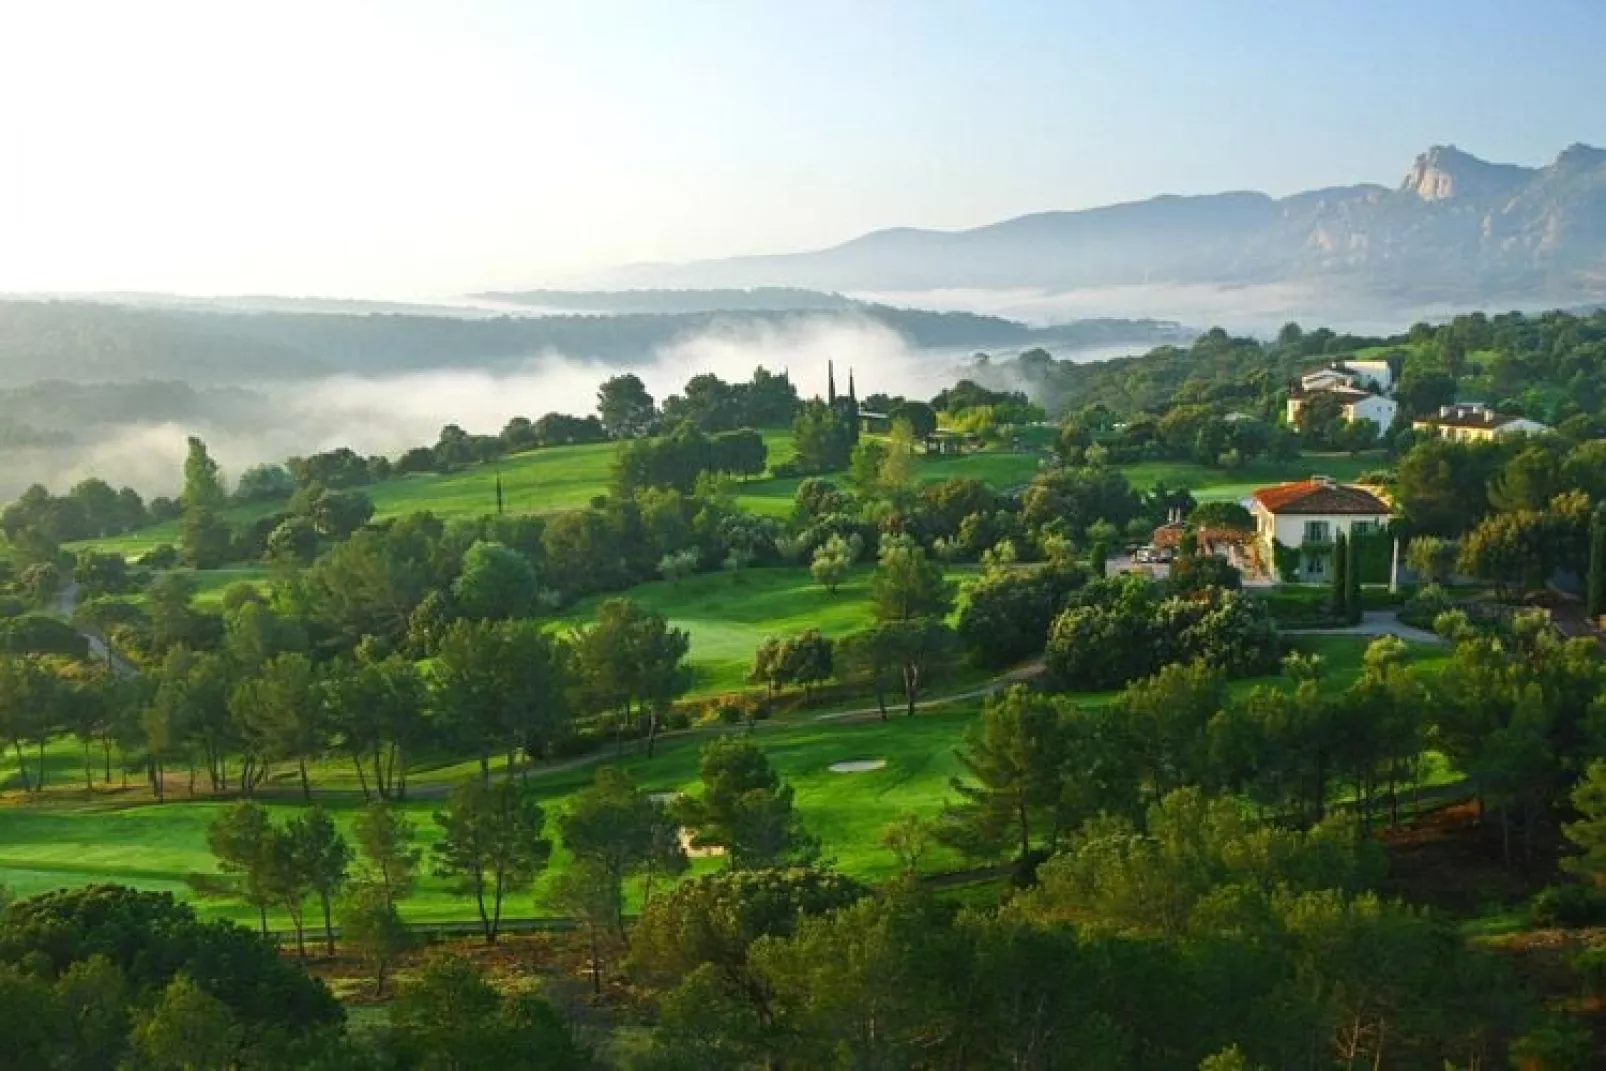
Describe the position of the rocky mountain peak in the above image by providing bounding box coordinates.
[1400,144,1532,202]
[1554,143,1606,170]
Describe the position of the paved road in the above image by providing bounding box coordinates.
[52,580,140,677]
[1283,609,1444,645]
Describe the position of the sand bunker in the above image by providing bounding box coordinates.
[829,759,887,774]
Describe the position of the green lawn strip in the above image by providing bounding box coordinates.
[1114,453,1384,506]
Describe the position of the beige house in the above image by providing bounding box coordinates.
[1412,402,1549,443]
[1249,478,1392,582]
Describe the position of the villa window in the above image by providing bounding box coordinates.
[1303,520,1331,545]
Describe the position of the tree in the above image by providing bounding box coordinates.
[338,882,412,997]
[353,800,421,907]
[433,778,552,943]
[1345,526,1362,625]
[180,436,227,513]
[179,437,232,570]
[389,955,587,1070]
[681,735,819,869]
[792,399,855,475]
[229,652,324,800]
[956,564,1088,670]
[559,766,687,937]
[1489,446,1561,513]
[597,373,656,438]
[573,598,690,757]
[452,540,538,620]
[809,532,859,594]
[1562,759,1606,884]
[879,618,957,716]
[129,973,241,1071]
[870,535,954,623]
[284,807,350,956]
[943,686,1068,864]
[204,802,279,935]
[432,618,571,779]
[1405,535,1457,586]
[1589,508,1606,621]
[1330,530,1350,619]
[550,859,621,997]
[322,653,428,801]
[881,813,932,877]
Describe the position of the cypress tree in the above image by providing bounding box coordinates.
[1330,530,1349,617]
[1346,528,1363,624]
[1589,507,1606,621]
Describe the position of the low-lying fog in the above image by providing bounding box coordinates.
[0,315,1142,501]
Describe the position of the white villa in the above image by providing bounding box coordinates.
[1285,360,1398,441]
[1249,477,1393,582]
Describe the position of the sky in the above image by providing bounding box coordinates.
[1,0,1604,299]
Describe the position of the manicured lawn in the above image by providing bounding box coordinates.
[550,565,882,696]
[548,562,983,697]
[1116,453,1384,504]
[184,566,276,606]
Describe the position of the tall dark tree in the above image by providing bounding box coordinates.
[433,778,552,944]
[680,736,818,869]
[1588,506,1606,621]
[1330,530,1350,620]
[596,374,657,438]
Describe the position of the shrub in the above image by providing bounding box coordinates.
[1399,583,1453,630]
[138,544,180,569]
[1529,883,1606,928]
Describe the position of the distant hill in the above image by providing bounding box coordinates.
[596,144,1606,304]
[472,287,857,314]
[0,299,1187,387]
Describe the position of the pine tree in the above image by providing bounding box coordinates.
[1330,530,1349,618]
[1588,507,1606,621]
[1346,528,1363,624]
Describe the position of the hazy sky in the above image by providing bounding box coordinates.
[2,0,1603,298]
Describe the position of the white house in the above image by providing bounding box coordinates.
[1297,359,1394,394]
[1285,386,1398,436]
[1249,478,1393,582]
[1412,403,1550,443]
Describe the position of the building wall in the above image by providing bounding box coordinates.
[1252,504,1392,580]
[1344,394,1397,434]
[1345,360,1394,392]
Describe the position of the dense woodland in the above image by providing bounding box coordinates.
[9,308,1606,1066]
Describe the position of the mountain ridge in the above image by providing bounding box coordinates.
[595,144,1606,302]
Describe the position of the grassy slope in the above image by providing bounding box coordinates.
[71,427,1380,558]
[0,634,1452,924]
[547,563,979,697]
[1116,453,1383,504]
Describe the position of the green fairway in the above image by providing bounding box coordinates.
[551,565,882,696]
[0,705,986,922]
[184,565,276,606]
[0,632,1453,926]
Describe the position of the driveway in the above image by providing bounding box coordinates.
[1282,610,1444,645]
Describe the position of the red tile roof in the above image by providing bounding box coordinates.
[1152,522,1252,548]
[1251,480,1391,516]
